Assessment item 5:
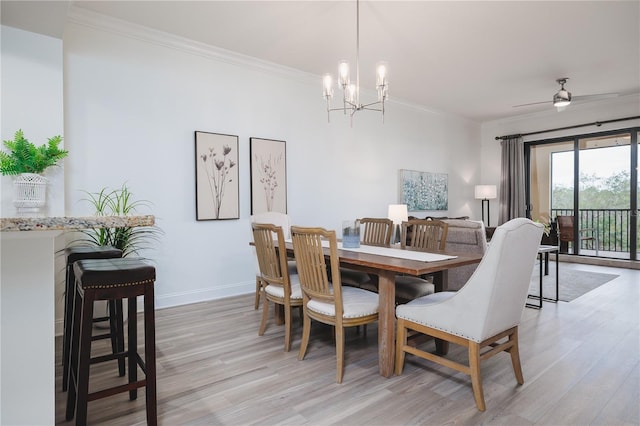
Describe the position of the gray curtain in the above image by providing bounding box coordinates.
[498,136,526,225]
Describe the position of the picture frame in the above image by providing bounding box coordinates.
[195,131,239,220]
[399,169,448,211]
[250,137,287,214]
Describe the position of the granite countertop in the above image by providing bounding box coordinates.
[0,215,155,232]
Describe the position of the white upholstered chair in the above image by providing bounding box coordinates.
[252,223,302,352]
[250,212,294,309]
[291,226,379,383]
[395,218,544,411]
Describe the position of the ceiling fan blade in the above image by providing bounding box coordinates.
[512,100,551,108]
[571,93,619,102]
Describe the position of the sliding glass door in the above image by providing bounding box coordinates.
[526,128,639,261]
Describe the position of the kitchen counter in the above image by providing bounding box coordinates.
[1,214,154,232]
[0,214,155,425]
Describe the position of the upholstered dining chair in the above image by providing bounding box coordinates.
[291,226,379,383]
[252,223,302,352]
[250,212,295,309]
[340,217,393,289]
[395,218,544,411]
[393,219,449,303]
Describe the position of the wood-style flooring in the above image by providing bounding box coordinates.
[55,262,640,425]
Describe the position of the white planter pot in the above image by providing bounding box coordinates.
[13,173,47,214]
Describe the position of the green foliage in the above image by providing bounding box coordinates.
[75,184,162,257]
[552,170,631,210]
[0,129,68,175]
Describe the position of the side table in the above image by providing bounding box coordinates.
[526,245,559,309]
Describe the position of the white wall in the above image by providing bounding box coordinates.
[480,94,640,227]
[0,25,64,217]
[62,10,481,325]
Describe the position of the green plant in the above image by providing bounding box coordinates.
[75,184,162,257]
[0,129,68,175]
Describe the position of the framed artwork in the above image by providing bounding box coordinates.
[195,131,239,220]
[399,169,448,211]
[250,137,287,214]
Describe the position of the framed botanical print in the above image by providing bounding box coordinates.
[195,131,239,220]
[250,137,287,214]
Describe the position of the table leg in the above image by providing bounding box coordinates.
[526,252,543,309]
[377,270,396,378]
[544,252,550,275]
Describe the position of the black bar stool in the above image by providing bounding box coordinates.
[66,258,157,426]
[62,246,123,392]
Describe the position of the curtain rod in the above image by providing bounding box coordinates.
[495,116,640,140]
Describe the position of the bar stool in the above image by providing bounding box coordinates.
[66,258,157,426]
[62,246,123,392]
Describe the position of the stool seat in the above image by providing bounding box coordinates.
[66,257,157,426]
[74,258,156,290]
[62,246,123,392]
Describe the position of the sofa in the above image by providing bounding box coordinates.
[407,216,487,291]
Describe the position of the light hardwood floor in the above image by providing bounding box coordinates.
[55,262,640,425]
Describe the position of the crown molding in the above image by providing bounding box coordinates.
[66,6,317,85]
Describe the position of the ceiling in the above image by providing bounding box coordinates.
[2,1,639,123]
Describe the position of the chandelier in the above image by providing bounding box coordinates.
[322,0,388,124]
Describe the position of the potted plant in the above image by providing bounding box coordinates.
[0,129,67,213]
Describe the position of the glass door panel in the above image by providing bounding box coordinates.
[578,134,631,259]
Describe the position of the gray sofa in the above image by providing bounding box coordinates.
[440,219,488,291]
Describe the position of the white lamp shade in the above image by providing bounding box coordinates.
[474,185,497,200]
[388,204,408,224]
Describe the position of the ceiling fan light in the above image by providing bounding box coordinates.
[553,89,572,107]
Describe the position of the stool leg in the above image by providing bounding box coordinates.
[144,283,158,425]
[75,289,95,426]
[128,296,138,401]
[108,299,126,377]
[65,283,82,421]
[62,264,74,391]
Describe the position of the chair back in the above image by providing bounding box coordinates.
[250,212,292,275]
[557,215,574,242]
[401,219,448,251]
[359,217,393,246]
[290,226,344,317]
[437,218,543,341]
[252,223,292,298]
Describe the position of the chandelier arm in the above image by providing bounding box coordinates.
[360,100,384,108]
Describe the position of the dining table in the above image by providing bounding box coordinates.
[281,241,483,378]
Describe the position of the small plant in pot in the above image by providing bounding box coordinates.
[0,129,67,213]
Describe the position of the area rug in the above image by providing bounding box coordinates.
[529,264,619,302]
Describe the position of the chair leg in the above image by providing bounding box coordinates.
[336,326,345,384]
[468,342,486,412]
[509,328,524,385]
[254,276,262,310]
[258,295,269,336]
[298,310,311,361]
[284,302,292,352]
[395,319,408,376]
[65,285,82,421]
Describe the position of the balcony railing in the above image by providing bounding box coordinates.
[551,208,637,255]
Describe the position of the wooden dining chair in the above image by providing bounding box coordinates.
[394,219,449,304]
[250,212,295,309]
[340,217,393,289]
[395,218,544,411]
[291,226,379,383]
[252,223,303,352]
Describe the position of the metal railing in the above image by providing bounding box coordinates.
[551,208,636,254]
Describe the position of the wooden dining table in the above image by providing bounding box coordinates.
[281,241,483,378]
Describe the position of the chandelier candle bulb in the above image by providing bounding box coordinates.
[323,74,334,98]
[339,61,350,87]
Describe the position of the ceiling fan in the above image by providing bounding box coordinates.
[513,78,619,111]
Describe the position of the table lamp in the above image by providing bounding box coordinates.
[388,204,408,244]
[474,185,497,227]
